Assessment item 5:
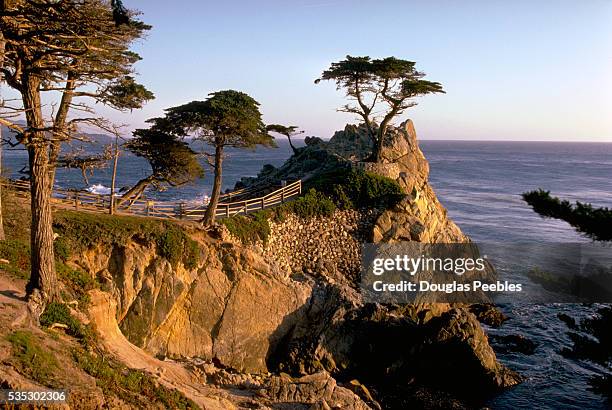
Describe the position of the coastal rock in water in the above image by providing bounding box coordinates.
[470,303,509,328]
[489,334,537,355]
[268,285,521,401]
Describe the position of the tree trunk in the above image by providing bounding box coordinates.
[22,75,59,304]
[202,144,223,226]
[109,137,119,214]
[287,136,298,155]
[25,143,58,301]
[115,174,154,207]
[48,73,76,187]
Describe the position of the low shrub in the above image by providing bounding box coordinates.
[221,210,273,245]
[57,263,96,292]
[276,188,336,219]
[306,168,405,210]
[54,237,71,262]
[39,302,94,345]
[221,189,336,244]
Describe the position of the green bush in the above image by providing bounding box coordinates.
[39,302,94,344]
[7,330,58,383]
[183,239,200,270]
[277,188,336,219]
[157,228,184,267]
[221,189,337,245]
[57,263,96,292]
[307,168,405,210]
[54,237,71,262]
[73,349,198,409]
[221,210,272,245]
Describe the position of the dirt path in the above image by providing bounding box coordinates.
[0,272,29,329]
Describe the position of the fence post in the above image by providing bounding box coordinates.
[281,188,285,203]
[178,202,184,219]
[74,192,79,210]
[146,201,152,217]
[261,197,264,210]
[225,204,229,217]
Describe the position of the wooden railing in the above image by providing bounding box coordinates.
[1,179,302,221]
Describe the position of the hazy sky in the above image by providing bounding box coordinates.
[30,1,612,140]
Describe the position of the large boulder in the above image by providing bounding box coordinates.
[267,284,521,405]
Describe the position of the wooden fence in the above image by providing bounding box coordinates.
[1,179,302,221]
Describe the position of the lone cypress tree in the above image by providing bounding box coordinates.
[316,56,444,162]
[266,124,303,154]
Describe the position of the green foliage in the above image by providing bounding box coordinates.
[124,127,204,189]
[221,210,273,245]
[221,171,402,245]
[183,238,201,270]
[159,90,275,149]
[73,349,198,409]
[101,76,155,110]
[0,239,31,279]
[157,228,184,266]
[7,331,58,383]
[307,168,405,210]
[157,227,200,269]
[523,189,612,241]
[54,237,71,262]
[53,211,200,269]
[266,124,303,152]
[277,189,336,219]
[57,262,97,295]
[39,302,94,344]
[221,189,336,245]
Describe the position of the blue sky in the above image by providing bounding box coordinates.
[51,1,612,140]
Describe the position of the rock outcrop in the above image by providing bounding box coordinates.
[66,119,519,408]
[76,240,312,373]
[371,120,466,243]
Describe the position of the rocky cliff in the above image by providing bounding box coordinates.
[65,120,520,409]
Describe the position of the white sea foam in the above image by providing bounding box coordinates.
[86,184,111,195]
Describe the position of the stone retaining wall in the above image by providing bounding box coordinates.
[262,209,381,283]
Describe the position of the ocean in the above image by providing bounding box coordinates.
[3,139,612,409]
